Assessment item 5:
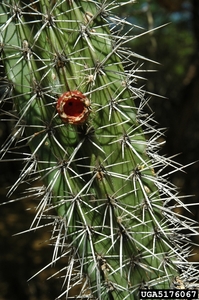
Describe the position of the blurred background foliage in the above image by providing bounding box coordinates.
[1,0,199,299]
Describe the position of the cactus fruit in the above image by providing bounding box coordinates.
[0,0,199,299]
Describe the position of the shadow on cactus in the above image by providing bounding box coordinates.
[0,0,199,299]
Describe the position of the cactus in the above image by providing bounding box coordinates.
[0,0,199,299]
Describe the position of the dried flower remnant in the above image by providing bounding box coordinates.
[56,90,90,125]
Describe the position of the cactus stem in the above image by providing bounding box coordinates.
[1,0,199,298]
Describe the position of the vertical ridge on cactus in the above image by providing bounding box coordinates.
[0,0,199,299]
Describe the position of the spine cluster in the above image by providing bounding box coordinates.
[0,0,199,299]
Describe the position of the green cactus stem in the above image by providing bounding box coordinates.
[0,0,199,299]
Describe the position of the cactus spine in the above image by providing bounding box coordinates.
[0,0,199,299]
